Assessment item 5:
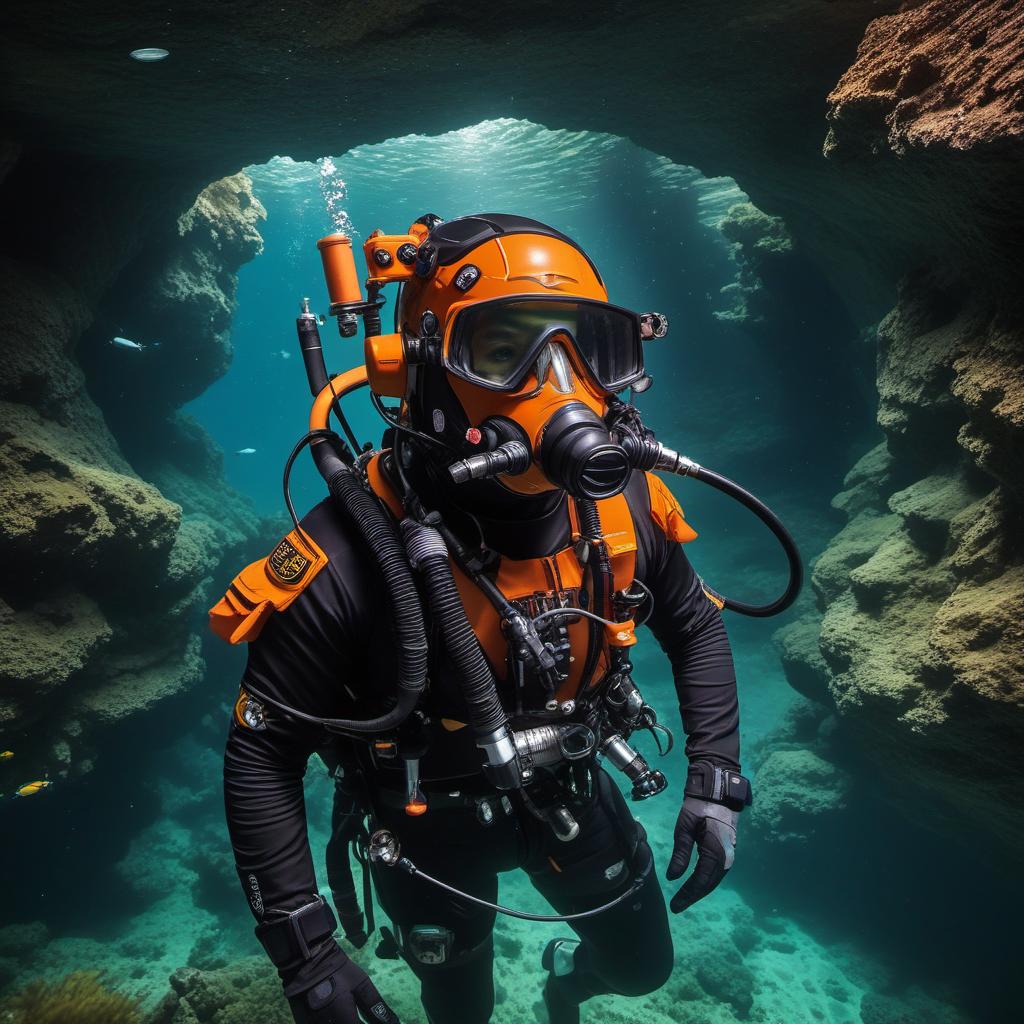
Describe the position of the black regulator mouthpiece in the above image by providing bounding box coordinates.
[449,440,531,484]
[539,402,632,500]
[448,417,532,485]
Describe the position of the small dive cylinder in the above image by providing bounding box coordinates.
[317,233,364,337]
[296,298,330,397]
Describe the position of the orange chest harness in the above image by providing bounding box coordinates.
[364,453,639,708]
[210,451,699,730]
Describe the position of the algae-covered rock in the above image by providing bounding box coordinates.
[776,616,832,705]
[715,201,794,325]
[0,400,181,575]
[750,749,850,844]
[0,591,110,692]
[811,509,902,607]
[695,953,755,1018]
[0,171,271,780]
[789,272,1024,846]
[178,173,266,262]
[146,958,303,1024]
[830,442,896,518]
[77,634,204,726]
[720,201,793,259]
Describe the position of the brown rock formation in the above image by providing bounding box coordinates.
[770,2,1024,847]
[787,279,1024,843]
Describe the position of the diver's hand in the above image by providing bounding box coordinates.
[287,956,400,1024]
[666,796,738,913]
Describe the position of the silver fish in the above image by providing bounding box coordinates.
[111,336,145,352]
[234,448,257,455]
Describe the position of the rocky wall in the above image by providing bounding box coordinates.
[0,170,273,780]
[767,0,1024,850]
[778,276,1024,846]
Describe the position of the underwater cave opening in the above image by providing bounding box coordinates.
[11,115,1012,1023]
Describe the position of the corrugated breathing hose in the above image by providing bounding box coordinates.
[247,438,428,735]
[399,518,520,790]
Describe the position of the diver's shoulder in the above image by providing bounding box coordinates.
[296,497,361,562]
[627,468,698,547]
[294,497,383,596]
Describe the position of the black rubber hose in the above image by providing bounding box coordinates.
[244,432,427,735]
[575,498,612,688]
[619,433,802,618]
[690,465,802,618]
[257,444,428,735]
[323,450,430,701]
[400,520,507,736]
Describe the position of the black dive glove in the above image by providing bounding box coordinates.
[286,958,399,1024]
[666,762,751,914]
[256,897,400,1024]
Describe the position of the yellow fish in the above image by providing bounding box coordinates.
[0,751,12,761]
[14,780,51,798]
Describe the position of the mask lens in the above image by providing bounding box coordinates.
[459,304,559,384]
[573,304,643,390]
[449,298,642,390]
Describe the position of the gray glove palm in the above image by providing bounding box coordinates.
[666,797,738,914]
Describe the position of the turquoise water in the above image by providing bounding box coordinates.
[1,120,997,1023]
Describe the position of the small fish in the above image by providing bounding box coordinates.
[0,750,13,761]
[277,350,292,360]
[111,335,145,352]
[234,448,257,456]
[14,779,51,798]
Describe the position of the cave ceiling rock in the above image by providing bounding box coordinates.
[0,0,923,317]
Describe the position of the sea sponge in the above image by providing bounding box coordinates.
[0,970,141,1024]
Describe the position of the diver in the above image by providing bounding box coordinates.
[213,214,800,1024]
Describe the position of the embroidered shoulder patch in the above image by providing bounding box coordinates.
[208,527,328,645]
[269,537,312,583]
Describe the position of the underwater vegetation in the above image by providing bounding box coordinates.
[0,971,142,1024]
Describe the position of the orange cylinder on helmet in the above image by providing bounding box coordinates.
[366,214,648,500]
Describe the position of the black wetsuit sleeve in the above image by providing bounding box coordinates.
[222,500,382,988]
[628,476,741,773]
[224,713,344,987]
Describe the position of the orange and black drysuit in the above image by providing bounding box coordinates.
[222,463,739,1023]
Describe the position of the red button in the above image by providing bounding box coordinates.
[465,427,483,445]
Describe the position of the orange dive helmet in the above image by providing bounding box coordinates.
[362,214,655,501]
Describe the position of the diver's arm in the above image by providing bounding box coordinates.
[644,542,740,773]
[638,506,747,915]
[224,678,398,1024]
[223,711,340,963]
[221,500,400,1022]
